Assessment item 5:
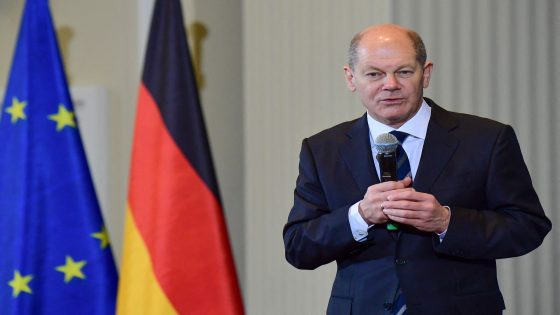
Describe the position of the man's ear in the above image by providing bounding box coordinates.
[343,66,356,92]
[422,61,434,88]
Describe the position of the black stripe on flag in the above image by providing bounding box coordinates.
[141,0,220,201]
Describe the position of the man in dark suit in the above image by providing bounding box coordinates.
[283,24,551,315]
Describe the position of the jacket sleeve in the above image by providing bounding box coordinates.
[283,139,364,270]
[435,125,551,259]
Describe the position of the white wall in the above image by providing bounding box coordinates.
[242,1,390,313]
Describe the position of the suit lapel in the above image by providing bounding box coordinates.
[339,114,379,194]
[414,100,460,192]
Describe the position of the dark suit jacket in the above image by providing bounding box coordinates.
[283,98,551,315]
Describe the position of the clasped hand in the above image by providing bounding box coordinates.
[358,177,450,233]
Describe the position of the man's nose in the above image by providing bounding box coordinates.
[382,74,399,90]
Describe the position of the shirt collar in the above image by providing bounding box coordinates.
[367,99,432,141]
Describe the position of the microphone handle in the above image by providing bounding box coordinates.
[376,152,399,231]
[377,152,397,182]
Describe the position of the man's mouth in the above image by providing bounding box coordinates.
[380,98,404,105]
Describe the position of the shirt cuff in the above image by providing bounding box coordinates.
[436,229,447,242]
[348,201,370,242]
[436,206,451,243]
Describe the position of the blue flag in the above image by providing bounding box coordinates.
[0,0,118,313]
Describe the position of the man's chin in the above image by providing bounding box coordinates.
[371,115,405,128]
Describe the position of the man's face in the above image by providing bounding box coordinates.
[344,31,433,128]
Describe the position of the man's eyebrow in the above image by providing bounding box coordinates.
[362,64,416,71]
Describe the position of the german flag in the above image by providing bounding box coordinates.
[116,0,244,314]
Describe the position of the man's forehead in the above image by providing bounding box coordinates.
[356,43,417,66]
[359,31,414,52]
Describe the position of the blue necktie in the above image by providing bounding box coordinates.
[390,131,411,180]
[392,291,407,315]
[389,130,410,315]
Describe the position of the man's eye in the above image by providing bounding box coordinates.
[367,72,382,78]
[397,70,414,77]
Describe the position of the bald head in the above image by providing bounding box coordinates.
[348,24,427,70]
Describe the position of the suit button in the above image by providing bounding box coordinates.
[395,258,407,265]
[383,302,393,310]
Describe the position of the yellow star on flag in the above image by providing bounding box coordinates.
[8,270,33,297]
[5,97,27,124]
[91,226,110,249]
[55,256,87,283]
[47,104,76,131]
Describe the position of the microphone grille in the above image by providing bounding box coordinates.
[374,133,398,153]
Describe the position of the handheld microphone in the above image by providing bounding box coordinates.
[373,133,400,231]
[374,133,398,182]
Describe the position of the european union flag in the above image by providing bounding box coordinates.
[0,0,118,313]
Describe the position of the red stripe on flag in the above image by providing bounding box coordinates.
[128,83,243,314]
